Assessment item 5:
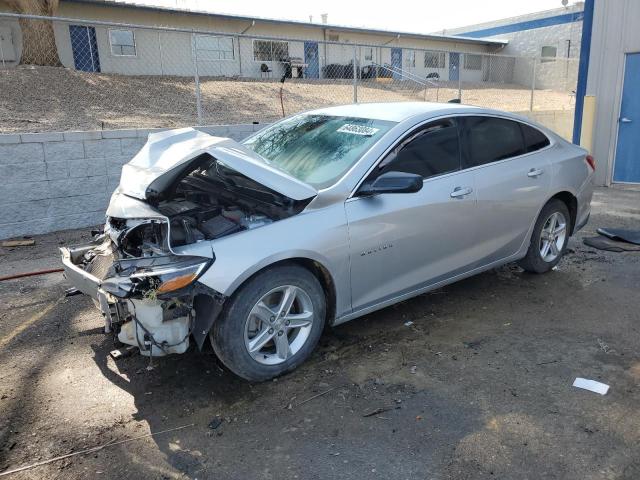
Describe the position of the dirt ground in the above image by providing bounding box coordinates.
[1,186,639,479]
[0,66,575,133]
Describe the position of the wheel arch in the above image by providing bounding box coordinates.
[225,255,338,325]
[547,190,578,235]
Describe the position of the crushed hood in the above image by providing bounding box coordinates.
[118,127,317,201]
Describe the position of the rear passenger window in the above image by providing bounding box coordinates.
[521,123,550,152]
[463,116,525,167]
[380,119,460,179]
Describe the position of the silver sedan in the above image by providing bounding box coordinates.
[61,102,594,381]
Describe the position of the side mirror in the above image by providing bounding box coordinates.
[358,171,423,196]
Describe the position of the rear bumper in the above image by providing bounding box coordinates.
[575,212,590,233]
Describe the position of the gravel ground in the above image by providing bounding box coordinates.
[0,186,639,479]
[0,66,575,133]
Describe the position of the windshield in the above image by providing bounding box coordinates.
[243,114,396,189]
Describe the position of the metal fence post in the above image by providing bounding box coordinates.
[353,44,358,104]
[529,57,537,112]
[458,53,462,102]
[191,32,203,124]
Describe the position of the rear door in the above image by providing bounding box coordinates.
[462,116,551,265]
[346,118,478,311]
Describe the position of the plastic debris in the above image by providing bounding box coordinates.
[573,378,609,395]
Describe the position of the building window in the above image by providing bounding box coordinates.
[364,47,373,62]
[424,51,445,68]
[463,54,482,70]
[196,35,234,60]
[109,29,136,56]
[541,45,557,63]
[253,40,289,61]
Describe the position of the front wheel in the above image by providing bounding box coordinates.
[211,265,326,382]
[518,199,570,273]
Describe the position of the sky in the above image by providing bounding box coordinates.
[113,0,579,33]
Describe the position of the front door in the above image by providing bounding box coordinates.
[346,118,479,312]
[449,53,460,81]
[69,25,100,72]
[391,48,402,79]
[304,41,319,79]
[613,52,640,183]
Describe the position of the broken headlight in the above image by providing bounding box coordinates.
[102,256,212,298]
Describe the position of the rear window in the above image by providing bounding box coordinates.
[521,123,550,152]
[464,116,525,167]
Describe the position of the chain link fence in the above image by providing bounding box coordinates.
[0,13,578,138]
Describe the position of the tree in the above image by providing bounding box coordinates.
[1,0,61,66]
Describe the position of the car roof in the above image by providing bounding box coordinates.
[307,102,486,122]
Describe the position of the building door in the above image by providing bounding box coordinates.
[69,25,100,72]
[304,41,319,79]
[613,52,640,183]
[449,52,460,81]
[391,47,402,79]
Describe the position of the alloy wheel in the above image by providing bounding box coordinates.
[244,285,314,365]
[539,211,567,262]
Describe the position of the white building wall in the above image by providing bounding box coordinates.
[41,2,497,80]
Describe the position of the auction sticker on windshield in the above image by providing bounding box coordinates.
[337,124,380,136]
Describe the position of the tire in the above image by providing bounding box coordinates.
[518,199,571,274]
[210,264,326,382]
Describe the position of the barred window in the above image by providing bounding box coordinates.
[541,45,557,63]
[464,54,482,70]
[109,29,136,56]
[196,35,234,60]
[253,40,289,61]
[424,51,445,68]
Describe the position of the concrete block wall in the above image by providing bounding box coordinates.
[0,123,265,240]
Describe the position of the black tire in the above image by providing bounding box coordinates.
[518,199,571,273]
[211,264,326,382]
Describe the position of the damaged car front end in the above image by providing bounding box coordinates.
[61,127,316,357]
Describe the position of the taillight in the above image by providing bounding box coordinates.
[585,155,596,171]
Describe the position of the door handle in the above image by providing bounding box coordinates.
[527,168,544,178]
[450,186,473,198]
[620,117,633,123]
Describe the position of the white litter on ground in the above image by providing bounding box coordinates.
[573,378,610,395]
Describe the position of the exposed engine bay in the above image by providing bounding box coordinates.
[112,153,308,257]
[61,148,312,358]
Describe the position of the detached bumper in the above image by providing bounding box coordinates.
[60,245,102,300]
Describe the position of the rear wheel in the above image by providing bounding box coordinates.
[211,265,326,382]
[518,199,570,273]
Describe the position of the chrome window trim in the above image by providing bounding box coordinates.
[348,113,554,199]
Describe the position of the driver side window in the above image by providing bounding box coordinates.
[376,118,461,180]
